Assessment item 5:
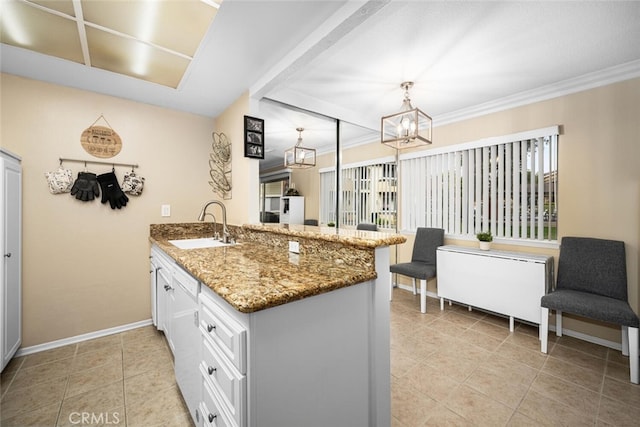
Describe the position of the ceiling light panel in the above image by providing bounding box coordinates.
[81,0,218,57]
[85,26,190,88]
[29,0,76,17]
[0,0,83,64]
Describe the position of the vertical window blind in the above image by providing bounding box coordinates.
[400,126,559,242]
[319,158,397,229]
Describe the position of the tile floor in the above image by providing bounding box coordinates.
[390,289,640,426]
[1,289,639,426]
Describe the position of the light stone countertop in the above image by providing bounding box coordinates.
[150,223,406,313]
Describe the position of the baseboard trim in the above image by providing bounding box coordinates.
[15,319,154,357]
[394,283,622,351]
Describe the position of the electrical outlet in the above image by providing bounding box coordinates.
[161,204,171,217]
[289,241,300,253]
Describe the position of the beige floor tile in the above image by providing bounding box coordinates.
[401,362,461,402]
[124,364,176,405]
[555,335,609,359]
[459,328,505,352]
[504,331,544,352]
[391,376,439,427]
[530,372,600,417]
[0,401,61,427]
[57,381,124,427]
[125,384,189,427]
[506,411,540,426]
[516,389,595,426]
[72,346,123,373]
[429,318,469,337]
[476,354,539,388]
[441,311,481,329]
[122,333,169,360]
[606,347,631,366]
[423,402,471,426]
[604,359,632,383]
[469,320,512,341]
[422,350,481,383]
[121,324,162,342]
[8,357,73,390]
[549,344,607,373]
[542,356,604,392]
[21,344,77,369]
[464,366,530,409]
[600,375,640,407]
[496,341,547,370]
[65,360,124,399]
[123,347,174,379]
[76,334,122,355]
[391,346,421,378]
[597,394,640,426]
[0,376,67,421]
[443,384,514,426]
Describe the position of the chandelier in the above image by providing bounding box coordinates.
[284,127,316,168]
[381,81,432,149]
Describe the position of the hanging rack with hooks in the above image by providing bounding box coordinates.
[59,157,139,170]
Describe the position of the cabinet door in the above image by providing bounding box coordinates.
[2,155,21,371]
[157,266,175,354]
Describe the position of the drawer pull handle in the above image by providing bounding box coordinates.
[208,413,217,423]
[208,366,216,375]
[4,253,11,258]
[207,324,216,332]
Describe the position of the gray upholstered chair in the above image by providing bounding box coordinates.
[356,223,378,231]
[390,227,444,313]
[540,236,639,384]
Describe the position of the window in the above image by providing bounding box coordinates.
[400,126,559,242]
[320,158,397,229]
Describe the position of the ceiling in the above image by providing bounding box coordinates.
[2,1,640,170]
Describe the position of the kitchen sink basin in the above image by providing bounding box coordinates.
[168,238,236,250]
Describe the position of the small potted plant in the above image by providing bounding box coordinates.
[476,230,493,250]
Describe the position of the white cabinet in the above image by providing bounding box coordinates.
[1,149,22,372]
[437,245,553,331]
[198,290,246,427]
[150,246,176,354]
[173,265,201,424]
[279,196,304,225]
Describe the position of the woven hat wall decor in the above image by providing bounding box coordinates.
[80,114,122,159]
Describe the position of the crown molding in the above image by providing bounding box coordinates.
[434,59,640,127]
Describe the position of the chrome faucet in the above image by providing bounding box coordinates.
[197,200,231,243]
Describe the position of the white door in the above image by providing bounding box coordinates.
[2,155,21,370]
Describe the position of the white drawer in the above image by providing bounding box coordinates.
[199,291,247,374]
[174,264,199,298]
[201,339,245,427]
[200,381,235,427]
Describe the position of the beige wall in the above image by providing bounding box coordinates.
[293,78,640,344]
[0,74,253,347]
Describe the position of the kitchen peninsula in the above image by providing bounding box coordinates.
[150,222,405,427]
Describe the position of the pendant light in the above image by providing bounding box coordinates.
[381,81,432,149]
[284,127,316,168]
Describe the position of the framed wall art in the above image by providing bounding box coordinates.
[244,115,264,159]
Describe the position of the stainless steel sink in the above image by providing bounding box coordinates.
[168,238,236,250]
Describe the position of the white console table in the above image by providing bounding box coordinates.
[436,246,554,336]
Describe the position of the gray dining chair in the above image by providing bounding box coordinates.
[540,236,639,384]
[390,227,444,313]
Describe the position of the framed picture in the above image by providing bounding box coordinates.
[244,115,264,159]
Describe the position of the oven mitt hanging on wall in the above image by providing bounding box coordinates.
[121,171,145,196]
[97,171,129,209]
[45,167,74,194]
[70,172,100,201]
